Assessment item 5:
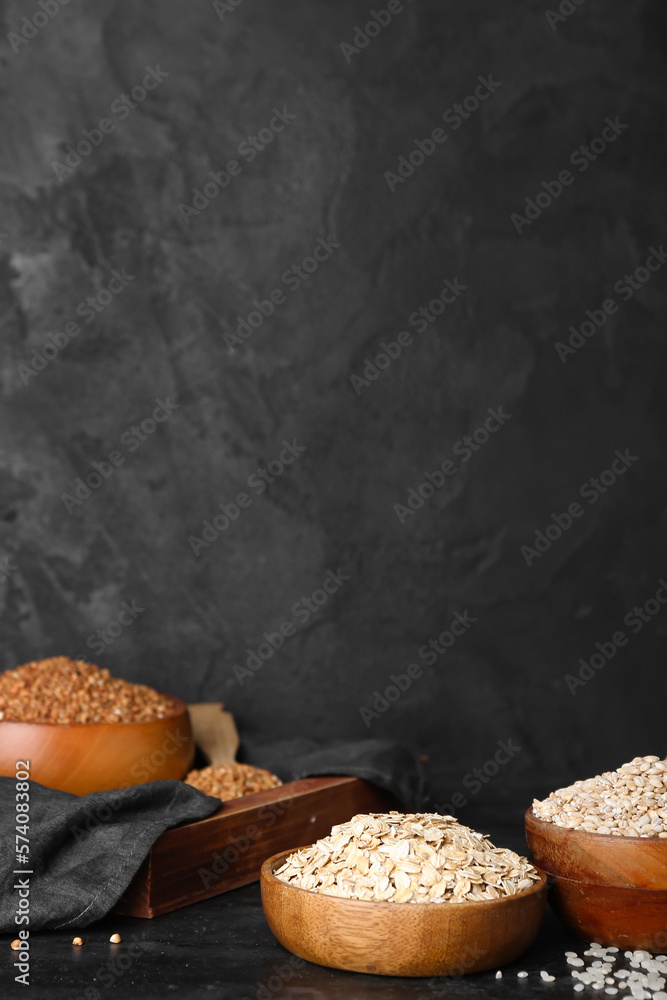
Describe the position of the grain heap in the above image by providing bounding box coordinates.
[185,763,282,800]
[0,657,176,724]
[568,942,667,996]
[533,756,667,837]
[499,942,667,993]
[274,811,539,903]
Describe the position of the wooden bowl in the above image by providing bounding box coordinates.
[526,808,667,950]
[0,696,194,796]
[260,848,547,977]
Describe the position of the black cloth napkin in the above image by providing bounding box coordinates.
[243,737,427,811]
[0,739,425,932]
[0,779,221,933]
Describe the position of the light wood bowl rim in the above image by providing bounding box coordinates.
[262,846,548,912]
[526,807,667,845]
[0,692,188,729]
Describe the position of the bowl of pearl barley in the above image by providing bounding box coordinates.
[526,755,667,950]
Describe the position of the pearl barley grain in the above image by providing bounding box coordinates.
[72,937,83,946]
[533,756,667,837]
[10,939,20,950]
[109,933,121,944]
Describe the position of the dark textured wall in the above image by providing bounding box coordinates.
[1,0,666,809]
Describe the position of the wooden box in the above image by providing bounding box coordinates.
[114,775,398,918]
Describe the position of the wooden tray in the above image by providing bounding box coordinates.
[114,775,399,918]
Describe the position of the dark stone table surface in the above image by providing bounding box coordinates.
[1,810,596,1000]
[1,884,586,1000]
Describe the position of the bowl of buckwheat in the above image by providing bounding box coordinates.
[526,755,667,949]
[0,657,194,795]
[260,811,547,977]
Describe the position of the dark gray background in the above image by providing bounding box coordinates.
[1,0,666,813]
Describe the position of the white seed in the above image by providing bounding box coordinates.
[517,971,528,978]
[495,971,502,978]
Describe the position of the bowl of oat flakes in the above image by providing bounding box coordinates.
[526,756,667,949]
[260,811,547,977]
[0,657,194,795]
